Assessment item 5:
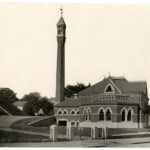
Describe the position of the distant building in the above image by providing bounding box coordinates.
[48,97,56,104]
[54,13,149,129]
[13,101,27,111]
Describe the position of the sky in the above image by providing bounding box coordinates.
[0,3,150,99]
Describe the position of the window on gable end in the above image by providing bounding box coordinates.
[106,86,113,92]
[104,84,114,94]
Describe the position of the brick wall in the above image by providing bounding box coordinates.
[55,104,139,124]
[56,115,80,122]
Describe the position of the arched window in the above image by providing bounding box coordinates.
[127,110,132,121]
[58,110,62,115]
[84,109,88,120]
[106,109,111,121]
[63,110,68,115]
[71,110,75,115]
[106,86,113,92]
[122,110,125,121]
[104,84,114,94]
[87,110,91,120]
[99,109,104,121]
[76,110,79,115]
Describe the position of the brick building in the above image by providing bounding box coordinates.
[55,76,149,128]
[54,13,149,129]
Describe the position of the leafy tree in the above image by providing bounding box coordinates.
[21,92,41,102]
[39,97,54,115]
[23,102,35,116]
[22,92,54,116]
[0,88,18,103]
[64,83,91,98]
[22,92,41,116]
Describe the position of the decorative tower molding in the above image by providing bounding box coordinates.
[55,9,66,103]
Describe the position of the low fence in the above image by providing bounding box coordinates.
[96,128,103,139]
[50,125,93,141]
[50,125,109,141]
[50,126,149,141]
[71,127,91,140]
[57,126,68,140]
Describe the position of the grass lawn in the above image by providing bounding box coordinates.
[0,116,34,128]
[108,128,150,135]
[30,116,56,127]
[0,102,24,116]
[0,130,49,143]
[10,116,51,133]
[10,116,46,128]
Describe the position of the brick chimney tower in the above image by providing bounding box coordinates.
[55,9,66,103]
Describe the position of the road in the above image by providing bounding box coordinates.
[1,137,150,147]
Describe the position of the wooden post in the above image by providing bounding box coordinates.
[49,125,57,142]
[68,126,72,141]
[91,127,97,139]
[103,127,108,139]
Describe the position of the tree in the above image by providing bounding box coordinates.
[39,97,54,115]
[23,102,35,116]
[22,92,41,116]
[22,92,54,116]
[21,92,41,102]
[0,88,18,103]
[64,83,91,98]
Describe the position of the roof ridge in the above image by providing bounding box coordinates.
[108,77,122,94]
[108,76,126,80]
[128,80,147,83]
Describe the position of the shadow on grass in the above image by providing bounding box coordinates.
[133,141,150,144]
[10,116,50,134]
[0,130,49,143]
[110,134,150,139]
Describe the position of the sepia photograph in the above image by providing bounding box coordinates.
[0,1,150,147]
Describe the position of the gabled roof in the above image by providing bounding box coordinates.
[114,79,147,94]
[79,76,147,96]
[55,98,80,107]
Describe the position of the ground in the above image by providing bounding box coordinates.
[1,116,150,147]
[1,137,150,147]
[0,116,33,128]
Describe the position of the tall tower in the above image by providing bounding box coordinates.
[55,10,66,103]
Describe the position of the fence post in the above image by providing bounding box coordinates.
[68,126,73,141]
[102,128,104,139]
[79,127,82,140]
[91,127,97,139]
[103,127,108,139]
[66,127,69,140]
[49,125,57,142]
[106,127,109,139]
